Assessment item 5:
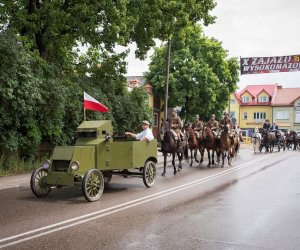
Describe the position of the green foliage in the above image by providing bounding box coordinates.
[145,24,240,122]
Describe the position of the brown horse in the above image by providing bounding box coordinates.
[219,124,233,167]
[185,126,201,167]
[202,126,219,167]
[160,120,188,176]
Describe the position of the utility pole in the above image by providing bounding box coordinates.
[164,38,171,120]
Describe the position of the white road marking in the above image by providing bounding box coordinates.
[0,154,275,249]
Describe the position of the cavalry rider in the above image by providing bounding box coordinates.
[192,114,203,138]
[219,111,235,144]
[263,119,271,131]
[206,114,219,138]
[168,108,184,147]
[233,121,244,142]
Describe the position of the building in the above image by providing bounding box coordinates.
[229,84,300,135]
[126,76,161,138]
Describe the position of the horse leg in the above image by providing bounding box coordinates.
[221,151,225,168]
[172,153,177,175]
[207,149,211,167]
[228,149,232,167]
[189,149,193,167]
[194,148,200,163]
[161,154,167,176]
[178,151,183,171]
[212,150,215,166]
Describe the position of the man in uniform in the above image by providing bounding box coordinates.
[206,114,219,138]
[219,112,235,144]
[168,108,183,144]
[263,119,271,130]
[192,114,203,138]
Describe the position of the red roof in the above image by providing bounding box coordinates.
[272,88,300,106]
[236,84,278,105]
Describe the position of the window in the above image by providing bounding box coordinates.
[296,111,300,123]
[230,99,235,104]
[258,96,268,102]
[296,99,300,107]
[229,111,235,119]
[243,112,248,120]
[276,111,289,120]
[242,96,250,103]
[253,112,266,120]
[153,113,159,127]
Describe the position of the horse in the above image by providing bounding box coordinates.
[219,124,233,167]
[185,126,201,167]
[252,129,262,154]
[202,126,220,167]
[286,131,299,150]
[160,120,188,176]
[260,129,276,153]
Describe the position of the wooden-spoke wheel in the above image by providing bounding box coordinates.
[143,161,156,188]
[82,169,104,202]
[30,167,51,198]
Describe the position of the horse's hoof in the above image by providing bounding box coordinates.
[161,172,166,177]
[221,165,224,168]
[174,171,177,175]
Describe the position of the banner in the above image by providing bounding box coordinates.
[240,55,300,75]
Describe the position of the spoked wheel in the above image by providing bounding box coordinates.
[143,161,156,188]
[82,169,104,202]
[30,167,51,198]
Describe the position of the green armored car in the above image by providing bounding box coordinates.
[30,120,157,202]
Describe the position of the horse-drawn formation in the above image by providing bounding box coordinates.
[252,128,299,153]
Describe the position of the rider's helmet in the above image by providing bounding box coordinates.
[195,114,199,119]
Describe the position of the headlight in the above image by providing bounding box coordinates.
[70,161,80,171]
[42,160,51,169]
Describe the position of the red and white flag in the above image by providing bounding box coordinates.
[84,92,109,113]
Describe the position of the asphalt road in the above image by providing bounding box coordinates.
[1,148,300,249]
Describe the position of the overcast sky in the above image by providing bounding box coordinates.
[125,0,300,90]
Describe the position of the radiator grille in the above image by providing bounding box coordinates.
[52,160,70,172]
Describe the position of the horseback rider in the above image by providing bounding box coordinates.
[192,114,203,138]
[219,112,235,144]
[263,119,271,131]
[271,122,280,139]
[168,108,184,146]
[233,121,244,142]
[206,114,219,138]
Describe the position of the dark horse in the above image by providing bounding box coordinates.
[219,124,233,167]
[160,120,188,176]
[202,126,219,167]
[286,131,299,150]
[260,129,276,153]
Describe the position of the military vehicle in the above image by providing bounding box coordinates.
[30,120,157,202]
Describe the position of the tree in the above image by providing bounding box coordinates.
[145,24,239,121]
[0,0,216,62]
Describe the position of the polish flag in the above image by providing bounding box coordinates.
[84,92,109,113]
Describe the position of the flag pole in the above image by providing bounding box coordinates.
[84,108,86,121]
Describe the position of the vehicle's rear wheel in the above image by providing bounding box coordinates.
[82,169,104,202]
[143,161,156,188]
[30,167,51,198]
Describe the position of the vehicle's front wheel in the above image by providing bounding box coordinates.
[30,167,51,198]
[143,161,156,188]
[82,169,104,202]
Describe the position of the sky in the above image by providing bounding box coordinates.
[125,0,300,90]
